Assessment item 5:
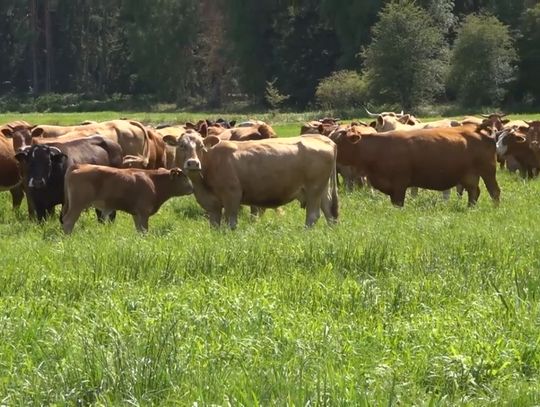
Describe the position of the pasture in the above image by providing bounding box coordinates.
[1,113,540,405]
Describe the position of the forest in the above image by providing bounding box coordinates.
[0,0,539,112]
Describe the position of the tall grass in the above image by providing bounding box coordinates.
[1,117,540,404]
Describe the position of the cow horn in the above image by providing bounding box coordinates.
[481,114,490,118]
[364,107,379,117]
[49,146,63,156]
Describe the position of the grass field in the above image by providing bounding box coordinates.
[1,113,540,405]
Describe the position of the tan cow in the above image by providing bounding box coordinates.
[61,165,193,233]
[331,123,500,207]
[31,120,156,168]
[155,125,188,169]
[164,132,338,228]
[0,123,28,210]
[374,115,460,132]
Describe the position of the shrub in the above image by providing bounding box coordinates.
[315,70,367,111]
[448,14,517,107]
[362,0,448,110]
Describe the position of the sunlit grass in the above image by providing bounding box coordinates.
[1,113,540,404]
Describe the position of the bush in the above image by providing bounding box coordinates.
[315,70,368,111]
[362,0,448,110]
[448,14,517,107]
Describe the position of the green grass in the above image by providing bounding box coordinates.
[1,113,540,404]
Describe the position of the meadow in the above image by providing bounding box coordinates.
[1,112,540,405]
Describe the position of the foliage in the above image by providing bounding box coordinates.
[448,14,517,107]
[264,79,290,111]
[516,4,540,105]
[315,70,367,110]
[362,0,449,110]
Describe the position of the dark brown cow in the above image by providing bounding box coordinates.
[331,124,500,206]
[61,166,193,233]
[164,132,338,229]
[496,127,537,178]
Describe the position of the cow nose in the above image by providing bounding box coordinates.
[29,177,45,188]
[184,159,201,170]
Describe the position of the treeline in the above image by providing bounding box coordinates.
[1,0,539,111]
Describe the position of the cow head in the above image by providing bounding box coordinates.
[496,127,528,157]
[480,113,507,131]
[162,130,215,171]
[526,121,540,153]
[168,167,194,195]
[15,145,66,188]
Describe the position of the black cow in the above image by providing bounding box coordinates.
[15,135,123,221]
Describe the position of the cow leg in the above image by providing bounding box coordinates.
[481,173,501,206]
[390,188,407,207]
[62,208,83,234]
[461,174,480,206]
[250,206,266,218]
[441,189,451,201]
[96,209,116,223]
[132,214,149,233]
[9,185,24,210]
[409,187,419,198]
[456,184,464,197]
[224,204,240,230]
[304,192,322,227]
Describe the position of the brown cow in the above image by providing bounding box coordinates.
[61,166,193,233]
[164,132,338,229]
[155,125,188,169]
[0,123,27,210]
[496,127,537,178]
[331,124,500,206]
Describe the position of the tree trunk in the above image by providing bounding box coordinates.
[44,0,54,92]
[30,0,39,95]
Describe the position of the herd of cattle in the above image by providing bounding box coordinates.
[0,110,538,232]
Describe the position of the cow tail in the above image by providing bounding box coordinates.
[129,120,150,168]
[330,146,339,220]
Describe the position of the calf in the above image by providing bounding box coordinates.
[15,136,123,221]
[164,132,338,229]
[61,166,193,233]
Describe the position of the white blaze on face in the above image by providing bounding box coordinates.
[496,130,509,156]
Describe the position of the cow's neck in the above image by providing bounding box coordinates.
[186,171,221,212]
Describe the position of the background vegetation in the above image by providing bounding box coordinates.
[1,0,539,113]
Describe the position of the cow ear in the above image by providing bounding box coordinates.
[203,135,220,149]
[229,120,236,128]
[0,128,12,138]
[369,121,376,128]
[501,119,510,125]
[377,116,383,126]
[518,126,529,134]
[515,135,527,143]
[169,168,184,178]
[348,134,361,143]
[199,122,208,138]
[31,127,44,138]
[398,114,411,124]
[162,135,178,146]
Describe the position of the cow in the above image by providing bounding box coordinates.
[61,166,193,233]
[373,114,460,132]
[15,136,123,221]
[155,125,188,169]
[330,123,500,207]
[121,127,166,169]
[365,108,421,127]
[496,127,538,178]
[164,132,339,229]
[31,119,156,168]
[0,123,28,211]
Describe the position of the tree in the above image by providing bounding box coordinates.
[362,0,449,109]
[515,3,540,104]
[448,13,517,106]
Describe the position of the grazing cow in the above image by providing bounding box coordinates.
[61,166,193,233]
[15,136,123,221]
[164,132,338,228]
[330,124,500,207]
[496,127,538,178]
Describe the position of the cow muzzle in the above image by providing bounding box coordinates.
[184,159,202,171]
[29,177,46,188]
